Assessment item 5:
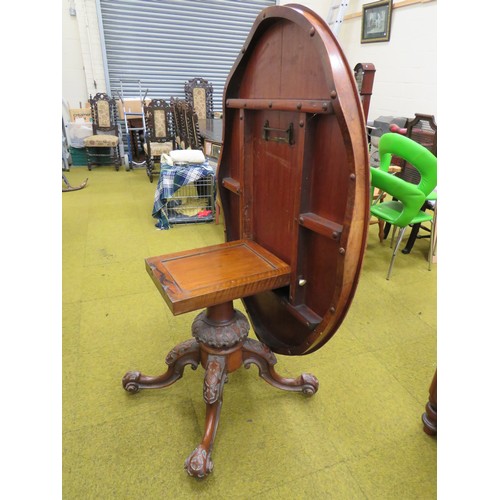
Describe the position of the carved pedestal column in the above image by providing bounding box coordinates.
[122,301,319,479]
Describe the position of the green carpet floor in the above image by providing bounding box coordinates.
[62,165,437,499]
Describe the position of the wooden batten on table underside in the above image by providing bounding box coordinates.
[225,98,334,114]
[221,101,345,244]
[221,175,345,242]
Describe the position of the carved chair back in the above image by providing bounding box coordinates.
[184,77,214,120]
[353,63,376,123]
[88,93,119,136]
[144,99,175,144]
[397,114,437,185]
[170,98,189,149]
[183,103,202,150]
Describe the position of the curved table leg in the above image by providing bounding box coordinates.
[422,370,437,436]
[185,354,227,479]
[122,339,200,393]
[242,338,319,395]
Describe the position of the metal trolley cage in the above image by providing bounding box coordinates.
[113,80,149,170]
[161,172,216,225]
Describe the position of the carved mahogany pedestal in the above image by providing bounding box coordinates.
[122,301,319,479]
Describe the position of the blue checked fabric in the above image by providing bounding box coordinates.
[152,160,215,229]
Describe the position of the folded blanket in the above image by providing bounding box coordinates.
[167,149,206,164]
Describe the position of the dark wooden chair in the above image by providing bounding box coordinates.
[122,4,370,479]
[170,98,190,150]
[353,63,385,241]
[398,114,438,253]
[84,93,122,171]
[170,99,203,151]
[354,62,376,121]
[143,98,175,183]
[169,98,181,149]
[394,114,437,182]
[184,77,214,120]
[184,103,203,150]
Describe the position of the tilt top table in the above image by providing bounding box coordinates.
[122,4,370,479]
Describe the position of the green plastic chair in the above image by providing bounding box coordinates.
[370,133,437,279]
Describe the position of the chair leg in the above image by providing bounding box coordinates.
[215,200,220,225]
[86,147,93,171]
[383,222,391,240]
[428,213,436,271]
[115,146,120,171]
[390,224,397,248]
[377,219,385,243]
[387,226,406,280]
[402,223,420,254]
[147,157,153,183]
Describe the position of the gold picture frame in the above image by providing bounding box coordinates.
[361,0,393,43]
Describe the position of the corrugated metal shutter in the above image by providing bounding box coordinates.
[97,0,276,111]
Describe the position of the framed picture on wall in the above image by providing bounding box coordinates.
[361,0,393,43]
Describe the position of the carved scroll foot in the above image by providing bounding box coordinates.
[185,445,214,479]
[242,338,319,395]
[122,339,200,393]
[185,354,226,479]
[422,401,437,436]
[422,370,437,436]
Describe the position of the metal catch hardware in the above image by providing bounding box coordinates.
[262,120,294,145]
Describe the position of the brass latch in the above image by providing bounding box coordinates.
[262,120,294,145]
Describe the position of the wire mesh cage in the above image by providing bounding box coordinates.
[161,175,215,225]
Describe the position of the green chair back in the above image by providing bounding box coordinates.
[370,133,437,228]
[378,133,437,197]
[370,168,425,227]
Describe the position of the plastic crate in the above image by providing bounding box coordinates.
[70,146,113,166]
[69,146,88,166]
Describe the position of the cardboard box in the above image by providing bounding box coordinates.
[70,108,92,122]
[117,99,150,119]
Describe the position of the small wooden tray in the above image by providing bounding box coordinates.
[146,239,291,315]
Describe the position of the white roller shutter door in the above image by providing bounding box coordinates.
[97,0,276,110]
